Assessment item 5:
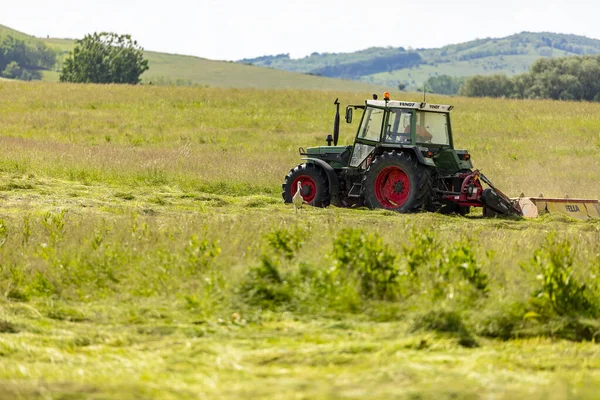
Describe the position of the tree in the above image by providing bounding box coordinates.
[425,75,466,95]
[459,74,514,98]
[60,32,149,84]
[2,61,21,79]
[0,34,55,80]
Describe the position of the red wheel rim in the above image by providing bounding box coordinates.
[291,175,317,203]
[374,166,411,209]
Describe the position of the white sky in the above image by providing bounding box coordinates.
[1,0,599,60]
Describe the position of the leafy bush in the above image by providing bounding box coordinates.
[525,233,598,318]
[238,255,294,309]
[265,227,305,260]
[237,226,307,309]
[331,228,399,300]
[402,230,488,301]
[446,243,489,293]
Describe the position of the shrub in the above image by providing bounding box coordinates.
[238,255,294,309]
[526,233,598,318]
[265,226,305,260]
[402,230,488,301]
[331,228,399,300]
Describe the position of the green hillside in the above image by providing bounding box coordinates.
[240,32,600,89]
[0,23,38,41]
[0,24,386,91]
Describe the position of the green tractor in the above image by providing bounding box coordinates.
[282,93,521,216]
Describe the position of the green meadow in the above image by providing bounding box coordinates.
[0,81,599,399]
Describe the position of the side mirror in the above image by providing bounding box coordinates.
[345,107,353,124]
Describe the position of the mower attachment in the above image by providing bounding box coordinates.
[515,196,600,220]
[440,170,523,217]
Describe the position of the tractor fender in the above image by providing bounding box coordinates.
[301,157,340,205]
[411,148,436,167]
[376,145,436,167]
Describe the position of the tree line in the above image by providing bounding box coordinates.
[457,55,600,101]
[313,52,422,79]
[0,35,57,80]
[0,32,148,84]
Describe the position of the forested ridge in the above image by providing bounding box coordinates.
[239,32,600,90]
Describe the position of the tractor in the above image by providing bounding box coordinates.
[282,93,522,216]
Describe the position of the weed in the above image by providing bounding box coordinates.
[331,228,399,301]
[411,310,479,348]
[21,215,31,246]
[184,234,221,274]
[239,255,293,309]
[525,233,598,318]
[0,219,6,248]
[403,230,438,278]
[28,272,56,297]
[474,301,529,340]
[265,226,305,260]
[401,230,487,302]
[40,210,66,244]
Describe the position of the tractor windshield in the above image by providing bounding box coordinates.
[415,111,450,146]
[357,107,384,142]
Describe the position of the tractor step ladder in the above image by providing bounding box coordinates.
[347,183,362,198]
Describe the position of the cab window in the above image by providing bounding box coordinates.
[415,111,450,145]
[384,110,412,143]
[357,107,384,141]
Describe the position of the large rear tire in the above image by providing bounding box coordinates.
[362,151,432,212]
[282,163,330,207]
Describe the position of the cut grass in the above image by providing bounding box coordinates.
[2,301,600,399]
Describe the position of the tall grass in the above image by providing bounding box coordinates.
[0,81,599,198]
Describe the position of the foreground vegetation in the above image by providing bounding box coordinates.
[0,81,599,398]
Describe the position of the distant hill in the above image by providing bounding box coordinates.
[239,32,600,89]
[0,24,386,92]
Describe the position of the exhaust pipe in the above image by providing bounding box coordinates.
[333,98,340,146]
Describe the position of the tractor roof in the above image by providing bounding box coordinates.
[366,100,453,112]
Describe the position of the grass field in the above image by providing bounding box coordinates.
[0,81,599,399]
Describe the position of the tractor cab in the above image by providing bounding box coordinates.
[351,99,453,148]
[344,96,471,176]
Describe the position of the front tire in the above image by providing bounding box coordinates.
[362,151,432,212]
[282,163,330,207]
